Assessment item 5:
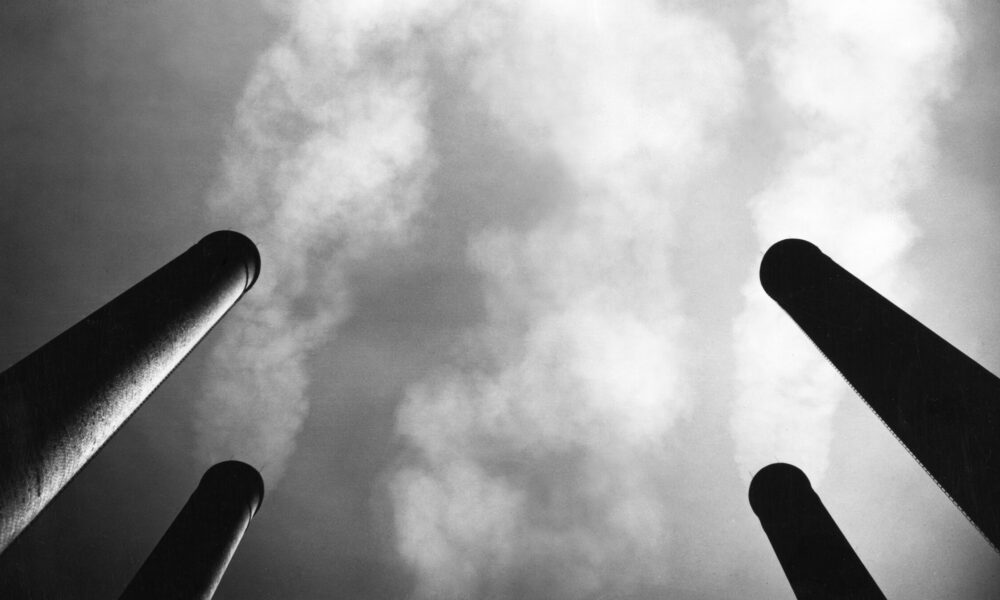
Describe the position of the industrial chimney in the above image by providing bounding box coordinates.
[750,463,885,600]
[760,238,1000,552]
[119,461,264,600]
[0,231,259,553]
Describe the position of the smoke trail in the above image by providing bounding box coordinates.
[197,0,457,484]
[731,0,959,482]
[391,2,743,598]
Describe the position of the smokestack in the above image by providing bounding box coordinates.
[119,461,264,600]
[749,463,885,600]
[0,231,259,553]
[760,238,1000,552]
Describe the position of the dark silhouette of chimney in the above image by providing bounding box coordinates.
[119,461,264,600]
[760,238,1000,552]
[0,231,259,553]
[750,463,885,599]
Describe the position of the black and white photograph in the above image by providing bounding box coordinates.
[1,0,999,597]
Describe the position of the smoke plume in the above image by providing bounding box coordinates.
[196,0,967,596]
[391,2,742,598]
[198,0,451,483]
[731,0,959,482]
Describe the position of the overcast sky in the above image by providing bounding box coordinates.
[2,0,1000,598]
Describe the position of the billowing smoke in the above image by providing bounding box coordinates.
[198,0,455,483]
[391,2,742,598]
[731,0,959,482]
[196,0,968,596]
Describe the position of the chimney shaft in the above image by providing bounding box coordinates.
[750,463,885,600]
[0,231,259,552]
[760,238,1000,552]
[119,461,264,600]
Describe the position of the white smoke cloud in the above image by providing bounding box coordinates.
[196,0,969,595]
[198,0,452,483]
[731,0,959,482]
[391,2,743,597]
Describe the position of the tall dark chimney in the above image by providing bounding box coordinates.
[760,238,1000,552]
[119,461,264,600]
[750,463,885,599]
[0,231,259,552]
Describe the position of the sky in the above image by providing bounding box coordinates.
[1,0,1000,598]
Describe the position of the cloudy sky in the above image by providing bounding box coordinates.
[2,0,1000,597]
